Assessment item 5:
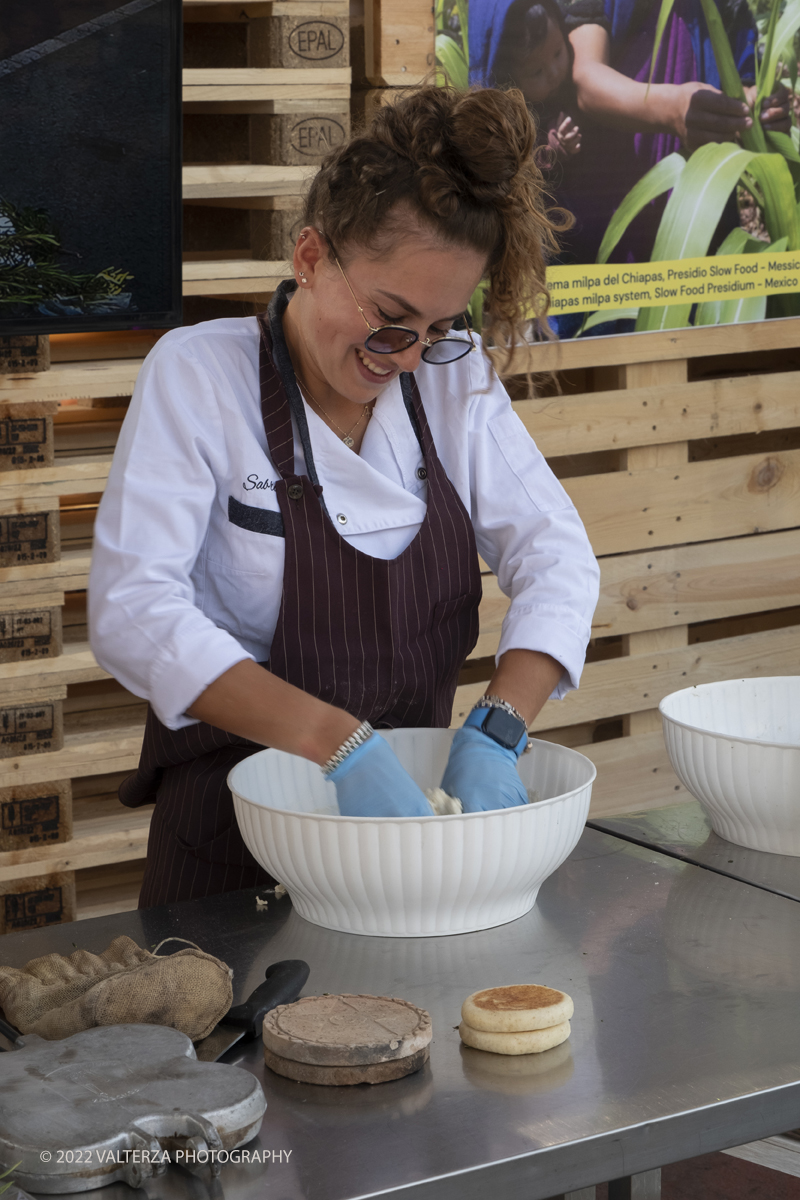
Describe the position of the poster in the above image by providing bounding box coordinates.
[0,0,182,335]
[436,0,800,338]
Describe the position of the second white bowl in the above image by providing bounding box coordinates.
[229,729,595,937]
[659,677,800,857]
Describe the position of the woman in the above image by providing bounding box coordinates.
[89,86,600,908]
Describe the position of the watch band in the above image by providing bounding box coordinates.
[473,694,528,728]
[321,721,374,776]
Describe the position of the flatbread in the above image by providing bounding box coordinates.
[459,1019,571,1055]
[262,994,431,1066]
[461,984,573,1032]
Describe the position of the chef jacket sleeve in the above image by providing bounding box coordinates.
[466,349,600,698]
[88,334,254,730]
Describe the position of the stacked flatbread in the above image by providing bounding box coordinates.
[459,984,573,1055]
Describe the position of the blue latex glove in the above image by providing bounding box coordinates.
[329,732,432,817]
[440,710,529,813]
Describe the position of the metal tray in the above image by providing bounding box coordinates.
[0,1024,266,1193]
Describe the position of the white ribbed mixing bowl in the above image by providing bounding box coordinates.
[229,729,595,937]
[660,677,800,856]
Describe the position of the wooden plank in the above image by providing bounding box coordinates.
[578,731,688,817]
[723,1135,800,1179]
[185,2,349,19]
[76,861,145,921]
[50,331,163,363]
[622,626,688,736]
[0,456,112,503]
[365,0,434,85]
[183,259,292,294]
[453,622,800,730]
[0,643,109,700]
[184,67,351,84]
[514,370,800,459]
[185,98,349,114]
[0,808,151,883]
[493,316,800,374]
[183,164,316,199]
[0,725,145,789]
[184,83,350,104]
[595,529,800,636]
[183,66,351,103]
[0,359,143,404]
[0,548,92,597]
[564,446,800,557]
[469,529,800,661]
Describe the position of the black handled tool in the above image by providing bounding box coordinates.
[195,959,310,1061]
[0,1014,24,1051]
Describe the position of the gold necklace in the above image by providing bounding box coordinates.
[297,377,373,449]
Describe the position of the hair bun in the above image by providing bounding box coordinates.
[448,89,535,186]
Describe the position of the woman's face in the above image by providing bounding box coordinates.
[516,18,570,104]
[290,229,487,404]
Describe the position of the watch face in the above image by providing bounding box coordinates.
[482,706,526,750]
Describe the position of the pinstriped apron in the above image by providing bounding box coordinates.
[125,283,481,907]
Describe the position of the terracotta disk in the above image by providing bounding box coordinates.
[262,994,432,1066]
[264,1043,430,1086]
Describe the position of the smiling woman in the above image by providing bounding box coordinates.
[88,84,600,908]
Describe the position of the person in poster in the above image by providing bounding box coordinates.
[467,0,795,335]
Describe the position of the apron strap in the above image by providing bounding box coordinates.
[259,282,431,483]
[257,297,321,489]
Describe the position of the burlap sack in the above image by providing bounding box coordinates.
[0,935,233,1041]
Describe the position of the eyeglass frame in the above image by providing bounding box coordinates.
[328,249,477,365]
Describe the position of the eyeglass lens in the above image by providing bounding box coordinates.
[364,327,417,354]
[364,328,472,363]
[420,338,473,364]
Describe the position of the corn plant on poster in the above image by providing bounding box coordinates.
[0,0,182,335]
[437,0,800,338]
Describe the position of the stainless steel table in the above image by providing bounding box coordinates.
[590,801,800,903]
[3,827,800,1200]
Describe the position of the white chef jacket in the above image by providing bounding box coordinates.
[89,316,599,730]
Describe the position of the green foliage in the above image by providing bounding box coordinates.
[435,32,468,88]
[694,229,783,324]
[0,197,133,312]
[596,153,687,263]
[0,1163,21,1196]
[648,0,677,92]
[467,281,486,332]
[760,0,800,103]
[744,151,800,245]
[435,0,468,87]
[634,143,754,330]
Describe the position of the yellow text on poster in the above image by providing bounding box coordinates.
[545,250,800,312]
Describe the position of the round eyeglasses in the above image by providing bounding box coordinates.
[333,254,476,365]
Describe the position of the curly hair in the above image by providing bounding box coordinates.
[302,85,571,370]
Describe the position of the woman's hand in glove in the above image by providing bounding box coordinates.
[329,732,432,817]
[440,711,529,813]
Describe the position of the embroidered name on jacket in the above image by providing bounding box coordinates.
[243,474,277,491]
[228,495,285,537]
